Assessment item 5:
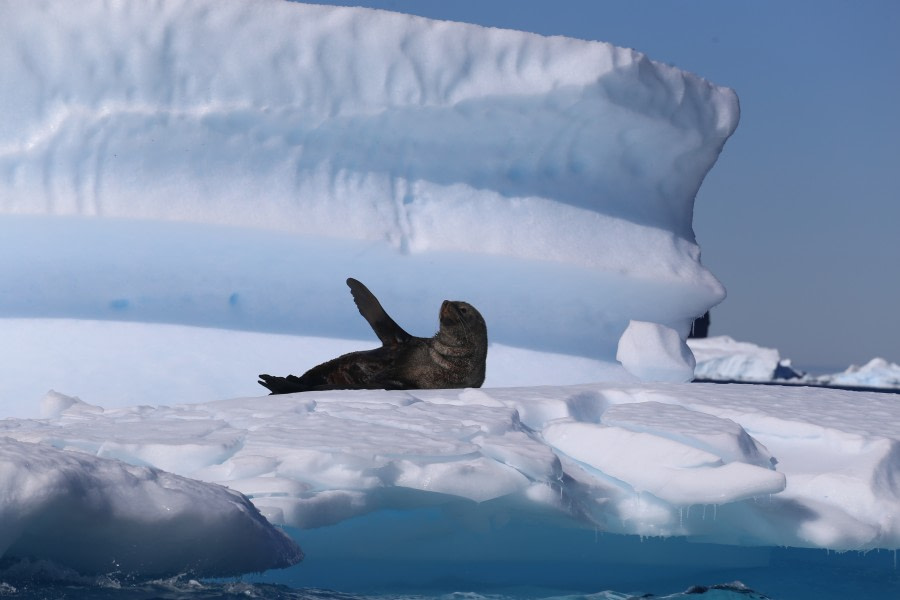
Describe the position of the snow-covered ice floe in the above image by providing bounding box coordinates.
[2,382,897,582]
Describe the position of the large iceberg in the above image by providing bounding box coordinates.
[0,0,737,365]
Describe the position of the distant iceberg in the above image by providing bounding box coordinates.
[688,335,787,381]
[689,336,900,390]
[817,357,900,389]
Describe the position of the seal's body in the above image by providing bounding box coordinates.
[258,278,487,394]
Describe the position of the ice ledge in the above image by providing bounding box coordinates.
[3,381,898,555]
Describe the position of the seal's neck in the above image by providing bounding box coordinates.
[432,335,473,357]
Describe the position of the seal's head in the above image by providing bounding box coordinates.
[438,300,488,351]
[435,300,488,387]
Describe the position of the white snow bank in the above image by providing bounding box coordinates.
[3,382,897,562]
[0,0,738,368]
[0,437,301,578]
[0,318,631,419]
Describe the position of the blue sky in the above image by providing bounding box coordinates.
[315,0,899,370]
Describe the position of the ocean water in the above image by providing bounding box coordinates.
[0,578,773,600]
[3,546,899,600]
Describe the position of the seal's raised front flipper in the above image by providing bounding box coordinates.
[346,278,411,346]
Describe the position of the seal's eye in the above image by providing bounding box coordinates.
[459,307,468,314]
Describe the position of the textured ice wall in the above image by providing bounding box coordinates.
[0,0,738,364]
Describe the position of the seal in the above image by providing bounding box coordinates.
[258,278,488,394]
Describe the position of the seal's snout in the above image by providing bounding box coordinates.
[439,300,455,325]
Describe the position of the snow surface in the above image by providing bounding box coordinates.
[0,318,634,420]
[1,0,897,594]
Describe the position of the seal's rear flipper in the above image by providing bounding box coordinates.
[346,278,412,346]
[258,374,309,395]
